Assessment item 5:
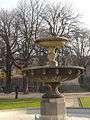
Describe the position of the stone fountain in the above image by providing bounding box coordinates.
[22,37,84,120]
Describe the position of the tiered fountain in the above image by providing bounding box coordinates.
[22,37,84,120]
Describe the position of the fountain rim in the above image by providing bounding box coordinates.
[22,66,85,71]
[35,37,69,41]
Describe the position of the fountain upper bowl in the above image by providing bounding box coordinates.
[22,66,84,83]
[35,37,69,48]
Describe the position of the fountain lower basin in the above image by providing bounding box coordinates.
[22,66,84,83]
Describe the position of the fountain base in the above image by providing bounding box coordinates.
[40,98,66,120]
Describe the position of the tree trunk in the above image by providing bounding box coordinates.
[5,57,12,93]
[23,77,29,94]
[5,44,12,94]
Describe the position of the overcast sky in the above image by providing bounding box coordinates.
[0,0,90,29]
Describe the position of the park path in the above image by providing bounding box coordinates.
[0,92,90,107]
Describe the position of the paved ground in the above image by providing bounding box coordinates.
[0,92,90,107]
[0,108,90,120]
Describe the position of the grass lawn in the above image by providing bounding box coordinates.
[0,98,41,110]
[80,97,90,107]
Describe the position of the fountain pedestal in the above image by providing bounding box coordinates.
[40,82,66,120]
[41,98,66,120]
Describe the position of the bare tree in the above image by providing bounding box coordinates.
[41,2,80,37]
[13,0,46,93]
[70,28,90,66]
[0,10,20,93]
